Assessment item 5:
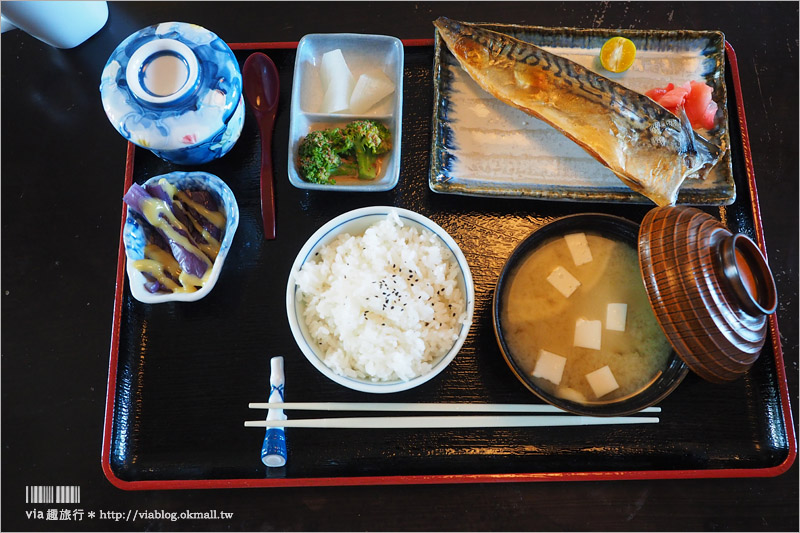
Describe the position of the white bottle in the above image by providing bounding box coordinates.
[1,1,108,49]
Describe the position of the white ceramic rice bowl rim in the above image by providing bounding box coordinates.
[286,206,475,393]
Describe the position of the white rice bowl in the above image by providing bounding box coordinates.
[287,207,474,393]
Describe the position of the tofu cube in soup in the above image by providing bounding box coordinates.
[547,266,581,298]
[556,387,587,403]
[532,349,567,385]
[574,318,602,350]
[585,365,620,398]
[606,303,628,331]
[564,232,593,266]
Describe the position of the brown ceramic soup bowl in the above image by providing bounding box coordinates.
[493,208,778,417]
[493,214,688,416]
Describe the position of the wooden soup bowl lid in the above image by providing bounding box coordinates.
[638,206,777,383]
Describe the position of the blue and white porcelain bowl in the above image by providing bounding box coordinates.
[123,171,239,304]
[100,22,244,165]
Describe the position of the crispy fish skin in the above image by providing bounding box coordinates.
[433,17,721,206]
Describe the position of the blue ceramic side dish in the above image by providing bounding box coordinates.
[123,171,239,303]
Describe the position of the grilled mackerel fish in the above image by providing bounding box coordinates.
[434,17,721,206]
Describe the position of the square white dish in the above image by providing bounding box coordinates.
[288,33,404,192]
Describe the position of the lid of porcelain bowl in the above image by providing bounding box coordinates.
[638,206,777,383]
[100,21,242,152]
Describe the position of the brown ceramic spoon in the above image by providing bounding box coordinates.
[243,52,280,240]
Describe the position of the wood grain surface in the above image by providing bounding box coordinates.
[639,206,769,382]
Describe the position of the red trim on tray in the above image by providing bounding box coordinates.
[229,41,300,50]
[102,465,797,491]
[102,41,796,491]
[724,41,797,468]
[399,38,436,47]
[102,141,137,489]
[228,39,434,51]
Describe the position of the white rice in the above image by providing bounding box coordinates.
[294,211,468,382]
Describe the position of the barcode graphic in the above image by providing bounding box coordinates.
[25,486,80,504]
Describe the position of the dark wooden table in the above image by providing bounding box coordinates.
[2,2,797,531]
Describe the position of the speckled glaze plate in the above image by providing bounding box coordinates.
[431,24,735,205]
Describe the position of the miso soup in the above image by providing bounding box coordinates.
[500,232,672,404]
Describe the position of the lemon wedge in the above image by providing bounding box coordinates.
[600,37,637,73]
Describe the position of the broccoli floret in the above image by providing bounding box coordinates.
[326,127,354,154]
[297,122,392,183]
[298,128,359,184]
[298,130,341,184]
[343,120,392,180]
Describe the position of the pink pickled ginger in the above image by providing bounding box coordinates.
[646,80,718,130]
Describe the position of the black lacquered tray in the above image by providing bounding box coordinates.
[103,40,795,489]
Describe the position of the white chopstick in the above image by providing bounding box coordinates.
[244,415,659,429]
[248,402,661,414]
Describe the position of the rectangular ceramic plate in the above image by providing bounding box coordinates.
[431,24,735,205]
[287,33,404,191]
[102,41,793,490]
